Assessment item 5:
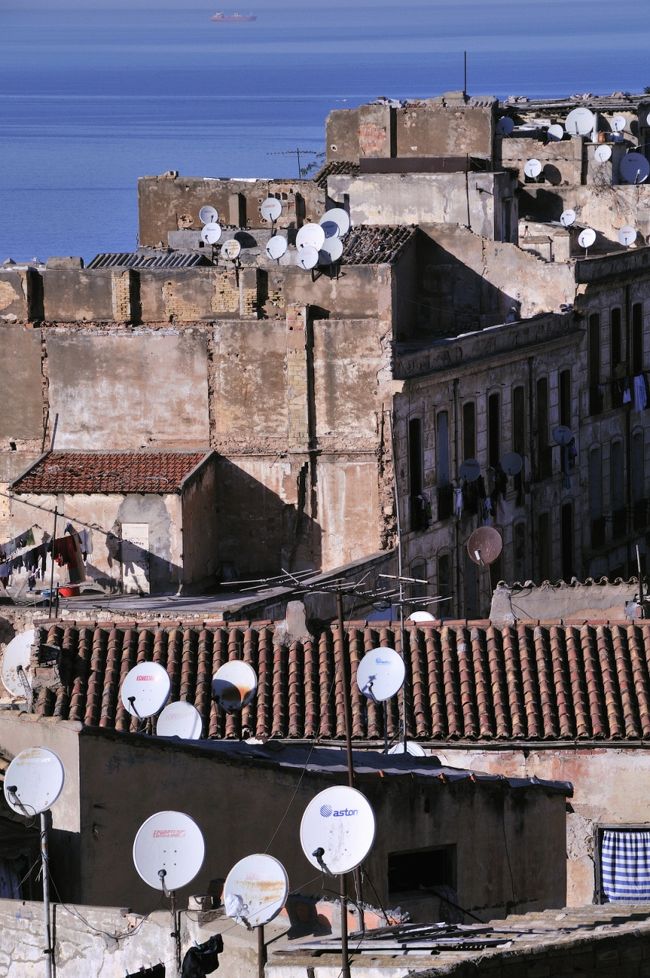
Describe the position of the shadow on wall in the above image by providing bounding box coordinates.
[216,457,322,579]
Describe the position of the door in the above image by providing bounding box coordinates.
[121,523,150,595]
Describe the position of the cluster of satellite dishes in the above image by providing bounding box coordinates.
[197,196,351,273]
[558,207,639,253]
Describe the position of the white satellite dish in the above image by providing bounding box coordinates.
[319,208,350,238]
[319,238,344,265]
[300,786,375,875]
[560,209,577,227]
[357,648,405,702]
[387,741,428,757]
[620,152,650,184]
[578,227,596,250]
[212,661,257,713]
[594,144,612,163]
[296,223,326,251]
[501,451,523,476]
[612,115,627,133]
[4,747,65,816]
[200,223,222,245]
[565,107,596,136]
[408,611,436,623]
[618,225,638,247]
[224,854,289,928]
[547,123,564,142]
[157,701,203,740]
[266,235,288,260]
[524,158,542,179]
[133,811,205,892]
[496,116,515,136]
[552,425,574,447]
[1,628,34,697]
[121,661,171,718]
[222,239,242,261]
[297,246,319,271]
[260,198,282,223]
[199,205,219,226]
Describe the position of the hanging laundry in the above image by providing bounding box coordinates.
[623,382,632,404]
[453,484,463,519]
[634,374,648,412]
[181,934,223,978]
[126,966,165,978]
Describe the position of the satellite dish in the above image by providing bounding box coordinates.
[565,107,596,137]
[4,747,65,816]
[594,144,612,163]
[224,854,289,928]
[496,116,515,137]
[618,225,638,247]
[612,115,626,133]
[300,786,375,875]
[157,701,203,740]
[1,628,34,697]
[459,458,481,482]
[524,158,542,179]
[221,239,242,261]
[133,811,205,892]
[560,209,577,228]
[260,198,282,223]
[199,205,219,226]
[501,451,523,476]
[266,235,288,261]
[387,741,428,757]
[200,223,222,245]
[578,227,596,250]
[296,223,326,251]
[552,425,574,446]
[408,611,436,623]
[356,647,405,702]
[212,661,257,713]
[319,238,344,265]
[319,208,350,238]
[121,662,171,718]
[547,123,564,142]
[297,246,319,271]
[466,526,503,566]
[620,152,650,184]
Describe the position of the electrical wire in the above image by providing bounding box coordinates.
[48,870,164,943]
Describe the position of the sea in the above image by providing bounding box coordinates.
[2,0,650,262]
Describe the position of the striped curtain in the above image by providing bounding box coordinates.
[602,830,650,902]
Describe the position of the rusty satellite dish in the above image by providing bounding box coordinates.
[212,661,257,713]
[224,854,289,928]
[466,526,503,567]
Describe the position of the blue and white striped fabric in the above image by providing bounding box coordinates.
[602,830,650,902]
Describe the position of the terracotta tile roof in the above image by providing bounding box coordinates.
[28,618,650,742]
[11,451,212,495]
[342,225,417,265]
[86,251,209,270]
[313,160,360,189]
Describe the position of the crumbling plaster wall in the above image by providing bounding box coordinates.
[522,182,650,244]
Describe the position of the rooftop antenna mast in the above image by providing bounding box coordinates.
[268,148,322,180]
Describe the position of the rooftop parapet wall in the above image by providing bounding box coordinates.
[138,174,325,249]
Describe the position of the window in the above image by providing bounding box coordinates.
[436,411,453,520]
[388,845,456,897]
[513,521,527,582]
[437,552,452,606]
[597,827,650,903]
[512,386,526,456]
[537,512,551,581]
[559,369,571,428]
[589,446,605,547]
[611,307,622,373]
[410,558,428,599]
[463,548,480,618]
[632,430,646,529]
[561,502,574,581]
[536,377,552,479]
[632,303,644,375]
[462,401,476,461]
[589,313,602,415]
[611,440,626,538]
[488,392,500,468]
[409,418,426,532]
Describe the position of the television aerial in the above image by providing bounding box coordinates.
[620,152,650,185]
[357,647,405,703]
[578,227,596,253]
[618,226,638,247]
[260,198,282,223]
[524,158,542,179]
[387,740,428,757]
[319,208,351,238]
[565,107,596,137]
[3,747,65,816]
[120,661,171,719]
[265,235,288,261]
[459,459,481,482]
[612,115,627,133]
[319,237,344,265]
[408,610,436,623]
[157,701,203,740]
[224,854,289,929]
[133,811,205,893]
[212,661,257,713]
[466,526,503,567]
[296,223,326,251]
[560,209,577,228]
[594,144,612,163]
[501,451,523,476]
[297,246,319,271]
[1,628,34,698]
[300,785,375,875]
[221,239,242,261]
[547,123,564,142]
[552,425,574,447]
[199,205,219,226]
[200,223,222,246]
[496,116,515,137]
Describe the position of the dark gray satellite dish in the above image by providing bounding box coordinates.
[459,459,481,482]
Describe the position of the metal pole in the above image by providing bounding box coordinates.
[296,147,302,179]
[388,409,408,752]
[464,50,467,96]
[340,873,351,978]
[48,506,58,619]
[40,811,53,978]
[335,588,355,790]
[171,889,181,976]
[257,924,266,978]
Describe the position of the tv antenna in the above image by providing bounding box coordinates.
[578,227,596,255]
[524,158,542,180]
[199,205,219,226]
[547,123,564,142]
[356,647,405,753]
[467,525,503,568]
[212,661,258,715]
[1,628,35,704]
[260,197,282,225]
[618,225,638,247]
[157,701,203,740]
[320,207,351,239]
[266,234,288,261]
[5,747,65,978]
[620,152,650,185]
[268,147,322,179]
[224,853,289,975]
[594,144,612,163]
[120,661,171,726]
[496,116,515,137]
[560,209,577,228]
[565,107,596,137]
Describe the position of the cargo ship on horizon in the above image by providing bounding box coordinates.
[210,11,257,22]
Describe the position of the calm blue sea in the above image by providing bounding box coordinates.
[2,0,650,261]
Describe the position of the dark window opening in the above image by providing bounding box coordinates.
[462,402,476,461]
[611,440,626,538]
[538,512,551,581]
[513,521,527,582]
[589,313,602,415]
[436,411,453,520]
[589,447,605,548]
[410,558,428,599]
[632,303,644,375]
[561,503,574,581]
[488,393,500,468]
[437,552,452,605]
[633,431,646,529]
[388,846,456,895]
[559,369,571,428]
[464,548,480,618]
[536,377,552,479]
[409,418,428,532]
[512,385,526,495]
[611,307,622,373]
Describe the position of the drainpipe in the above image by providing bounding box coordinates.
[453,378,461,616]
[528,357,536,579]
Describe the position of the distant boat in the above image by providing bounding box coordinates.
[210,11,257,22]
